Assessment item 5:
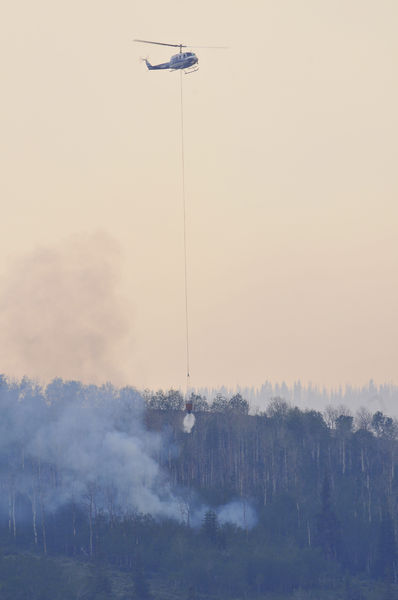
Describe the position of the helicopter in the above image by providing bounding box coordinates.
[133,39,227,74]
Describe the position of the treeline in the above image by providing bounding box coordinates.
[2,377,398,598]
[194,379,398,415]
[146,390,398,585]
[144,388,249,414]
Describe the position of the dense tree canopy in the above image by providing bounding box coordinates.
[1,377,398,598]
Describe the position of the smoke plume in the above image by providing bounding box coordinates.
[0,233,132,384]
[0,378,256,530]
[0,236,256,530]
[0,380,181,519]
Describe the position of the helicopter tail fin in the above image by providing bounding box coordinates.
[141,57,169,70]
[144,58,155,70]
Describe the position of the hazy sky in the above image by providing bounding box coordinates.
[1,0,397,391]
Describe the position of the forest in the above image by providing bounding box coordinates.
[1,377,398,599]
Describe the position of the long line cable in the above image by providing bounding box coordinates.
[179,70,190,396]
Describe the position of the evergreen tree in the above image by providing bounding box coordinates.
[202,510,219,543]
[316,474,340,559]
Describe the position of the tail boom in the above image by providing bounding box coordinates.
[144,59,170,70]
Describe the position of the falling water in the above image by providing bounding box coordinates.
[183,413,195,433]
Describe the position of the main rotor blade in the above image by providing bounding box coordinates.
[133,39,186,48]
[186,45,229,49]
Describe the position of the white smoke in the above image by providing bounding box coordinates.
[0,379,256,529]
[0,383,181,519]
[0,235,256,528]
[217,500,257,529]
[183,413,195,433]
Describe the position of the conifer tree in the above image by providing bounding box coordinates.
[202,510,219,543]
[316,474,340,559]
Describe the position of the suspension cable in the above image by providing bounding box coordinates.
[180,71,190,396]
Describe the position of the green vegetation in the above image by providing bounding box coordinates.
[2,378,398,598]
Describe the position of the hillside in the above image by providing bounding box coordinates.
[1,379,398,598]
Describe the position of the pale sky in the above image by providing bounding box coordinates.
[1,0,397,391]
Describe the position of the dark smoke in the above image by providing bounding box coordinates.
[0,233,132,384]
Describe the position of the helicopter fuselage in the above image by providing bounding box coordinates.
[145,51,198,71]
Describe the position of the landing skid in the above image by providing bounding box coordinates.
[170,65,199,74]
[184,65,199,74]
